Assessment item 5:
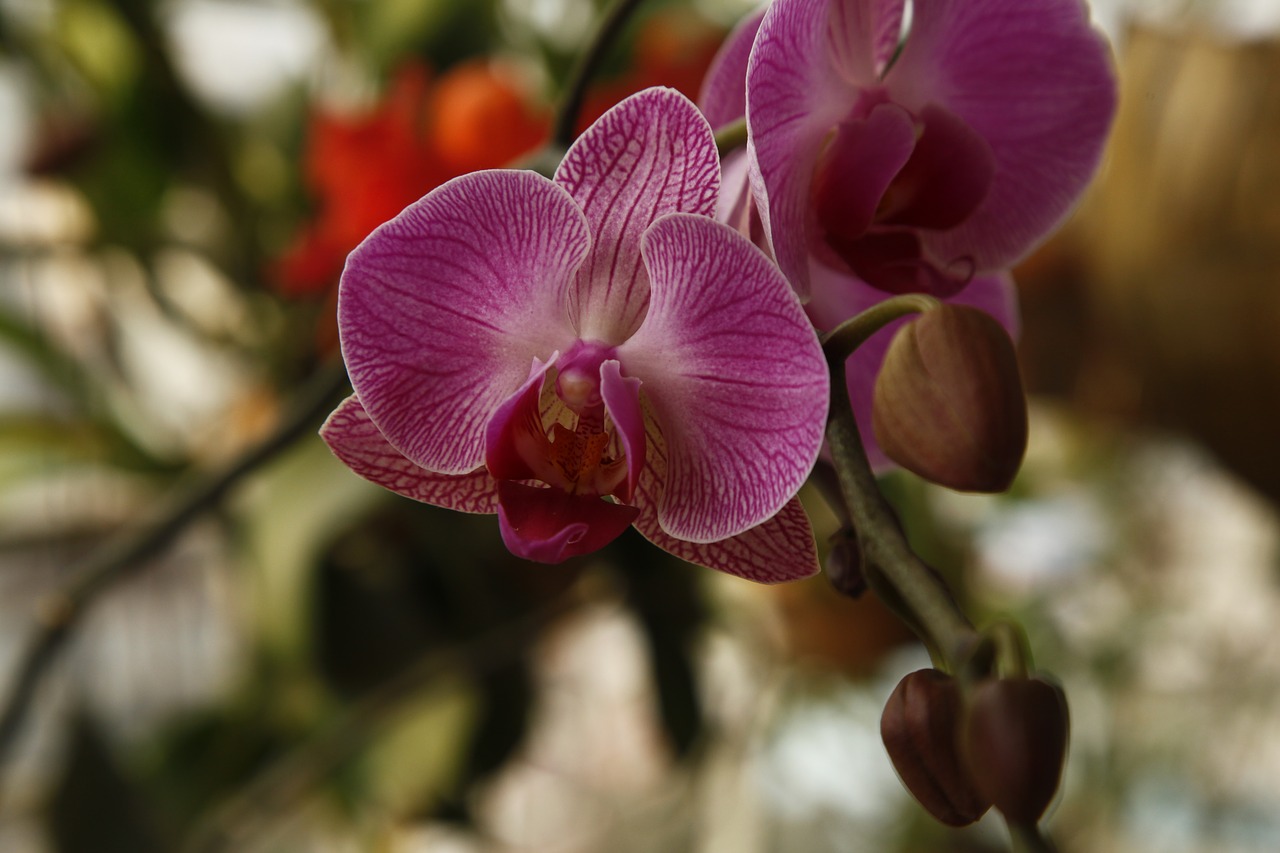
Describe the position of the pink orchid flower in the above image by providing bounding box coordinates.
[703,0,1117,299]
[699,0,1112,469]
[321,88,829,582]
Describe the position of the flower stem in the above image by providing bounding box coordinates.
[820,294,976,670]
[714,117,747,157]
[1010,822,1059,853]
[551,0,650,148]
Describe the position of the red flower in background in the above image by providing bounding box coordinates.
[270,10,727,303]
[270,61,548,298]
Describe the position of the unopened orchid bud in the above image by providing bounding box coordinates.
[824,525,866,598]
[962,677,1069,824]
[872,305,1027,492]
[881,669,992,826]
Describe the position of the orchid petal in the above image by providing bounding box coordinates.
[747,0,853,295]
[636,488,820,583]
[339,170,587,475]
[806,264,1018,471]
[620,213,828,542]
[886,0,1117,270]
[827,0,907,81]
[497,481,639,564]
[554,88,720,343]
[485,356,558,484]
[321,394,499,513]
[698,8,765,129]
[600,360,644,502]
[813,102,917,242]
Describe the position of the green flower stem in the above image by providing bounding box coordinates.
[821,294,978,669]
[551,0,650,148]
[714,117,748,157]
[1010,822,1059,853]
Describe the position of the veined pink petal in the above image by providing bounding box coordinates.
[339,170,587,475]
[698,8,765,129]
[747,0,852,296]
[321,394,499,513]
[554,88,720,344]
[827,0,907,81]
[635,493,820,583]
[619,213,828,542]
[497,481,639,564]
[886,0,1117,271]
[599,360,644,502]
[806,263,1018,471]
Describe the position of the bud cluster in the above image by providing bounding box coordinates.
[881,668,1069,828]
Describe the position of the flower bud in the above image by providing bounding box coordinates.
[881,669,991,826]
[872,305,1027,492]
[962,677,1069,824]
[824,525,866,598]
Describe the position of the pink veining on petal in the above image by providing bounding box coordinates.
[826,0,907,82]
[698,8,766,129]
[747,0,854,295]
[885,0,1118,271]
[555,88,721,344]
[497,481,639,563]
[635,482,820,583]
[321,394,499,513]
[339,170,587,475]
[620,213,828,542]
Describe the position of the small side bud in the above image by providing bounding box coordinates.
[962,676,1069,824]
[881,669,992,826]
[824,525,866,598]
[872,305,1028,492]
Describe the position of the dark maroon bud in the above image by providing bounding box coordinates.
[872,305,1028,492]
[824,525,866,598]
[881,669,992,826]
[962,677,1069,824]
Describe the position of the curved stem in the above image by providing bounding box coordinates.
[714,117,747,157]
[821,294,975,668]
[1010,822,1058,853]
[551,0,649,149]
[0,361,350,791]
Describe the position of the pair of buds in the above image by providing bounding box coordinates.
[881,668,1070,827]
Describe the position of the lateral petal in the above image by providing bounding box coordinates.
[746,0,852,295]
[321,394,499,513]
[339,170,587,475]
[698,8,765,129]
[620,214,828,542]
[886,0,1117,270]
[554,88,720,343]
[636,490,820,584]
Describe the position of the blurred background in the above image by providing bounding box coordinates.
[0,0,1278,850]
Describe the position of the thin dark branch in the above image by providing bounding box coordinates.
[0,361,350,792]
[551,0,649,148]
